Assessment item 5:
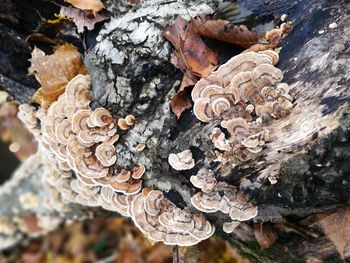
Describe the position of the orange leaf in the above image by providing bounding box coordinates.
[318,208,350,259]
[64,0,104,16]
[163,16,218,77]
[29,43,87,108]
[171,70,198,119]
[171,91,192,119]
[191,16,258,48]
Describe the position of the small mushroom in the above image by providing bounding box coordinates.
[132,165,146,179]
[95,142,116,166]
[125,115,136,126]
[190,168,217,193]
[168,149,195,170]
[222,221,240,233]
[193,98,213,122]
[89,108,113,127]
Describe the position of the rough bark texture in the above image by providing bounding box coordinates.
[0,0,349,261]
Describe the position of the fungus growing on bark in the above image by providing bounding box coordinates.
[191,51,293,157]
[168,149,195,170]
[190,168,217,193]
[129,189,215,246]
[18,73,218,246]
[190,168,258,223]
[222,221,240,233]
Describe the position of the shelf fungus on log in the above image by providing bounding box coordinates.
[192,50,293,159]
[168,149,195,170]
[18,74,214,246]
[190,168,258,230]
[129,189,215,246]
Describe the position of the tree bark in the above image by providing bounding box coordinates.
[0,0,349,261]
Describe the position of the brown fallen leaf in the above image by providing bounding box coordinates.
[28,43,87,108]
[318,208,350,259]
[191,16,258,48]
[171,91,192,119]
[163,16,218,78]
[253,222,278,249]
[170,69,198,118]
[64,0,104,16]
[60,6,109,33]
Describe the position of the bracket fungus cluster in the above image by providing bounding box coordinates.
[190,168,258,233]
[18,74,215,246]
[192,51,293,157]
[129,189,215,246]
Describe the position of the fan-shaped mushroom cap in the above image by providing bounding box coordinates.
[200,85,225,99]
[210,128,232,151]
[115,169,131,183]
[125,115,136,126]
[132,165,145,179]
[117,118,129,130]
[258,50,279,65]
[190,214,215,240]
[110,179,142,195]
[222,221,240,233]
[229,71,255,101]
[251,64,283,89]
[99,186,129,216]
[221,117,249,136]
[42,116,62,144]
[72,110,91,133]
[193,98,213,122]
[168,149,195,170]
[191,75,221,101]
[89,108,113,127]
[212,97,231,116]
[74,154,109,178]
[18,104,39,127]
[48,99,66,118]
[66,135,86,158]
[95,143,116,166]
[144,190,166,216]
[218,52,272,86]
[129,190,214,246]
[65,74,91,109]
[191,191,222,213]
[159,208,195,232]
[55,119,72,145]
[190,168,217,193]
[229,205,258,221]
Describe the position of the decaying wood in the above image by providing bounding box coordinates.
[0,0,349,260]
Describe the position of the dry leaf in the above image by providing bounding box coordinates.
[64,0,104,16]
[170,69,198,119]
[28,43,87,108]
[163,16,218,77]
[318,208,350,259]
[60,6,108,33]
[191,16,258,48]
[253,222,278,249]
